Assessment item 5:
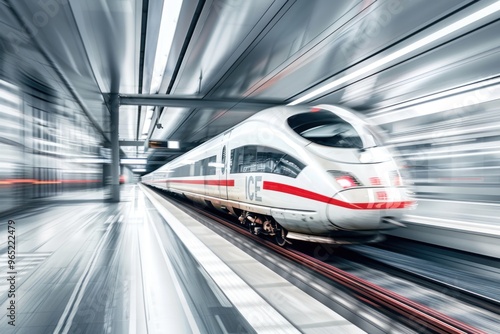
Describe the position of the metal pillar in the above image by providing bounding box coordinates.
[110,93,120,202]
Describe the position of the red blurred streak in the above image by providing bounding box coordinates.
[153,179,235,186]
[0,179,100,185]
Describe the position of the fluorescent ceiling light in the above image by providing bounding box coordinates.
[0,90,20,105]
[408,149,500,161]
[0,162,15,169]
[121,158,147,165]
[288,1,500,106]
[371,82,500,124]
[141,107,155,138]
[132,168,147,172]
[69,158,110,164]
[0,105,22,118]
[150,0,184,94]
[167,140,179,149]
[370,76,500,116]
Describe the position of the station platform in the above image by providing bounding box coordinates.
[0,184,365,333]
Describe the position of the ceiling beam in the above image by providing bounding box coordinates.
[148,150,188,155]
[147,160,181,165]
[119,141,144,146]
[119,94,282,110]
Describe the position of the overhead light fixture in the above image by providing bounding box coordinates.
[0,89,20,105]
[370,78,500,124]
[369,76,500,116]
[167,140,179,149]
[121,158,147,165]
[141,107,155,139]
[69,158,110,164]
[132,168,147,173]
[150,0,184,94]
[288,1,500,106]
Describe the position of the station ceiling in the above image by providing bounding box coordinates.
[1,0,500,172]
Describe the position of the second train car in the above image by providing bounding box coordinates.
[142,104,415,246]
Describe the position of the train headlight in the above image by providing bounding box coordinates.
[328,171,362,189]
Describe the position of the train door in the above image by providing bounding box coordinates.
[218,131,231,200]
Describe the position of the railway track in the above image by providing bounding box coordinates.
[340,244,500,317]
[151,188,494,333]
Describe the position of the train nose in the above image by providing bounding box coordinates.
[327,187,414,230]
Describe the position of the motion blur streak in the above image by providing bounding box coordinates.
[371,79,500,204]
[289,1,500,105]
[364,61,500,257]
[0,78,119,213]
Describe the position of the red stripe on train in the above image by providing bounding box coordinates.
[263,181,413,210]
[263,181,332,203]
[157,179,235,186]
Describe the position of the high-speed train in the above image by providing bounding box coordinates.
[142,104,415,246]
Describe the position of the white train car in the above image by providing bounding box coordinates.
[142,105,415,246]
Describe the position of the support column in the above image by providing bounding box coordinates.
[110,93,120,202]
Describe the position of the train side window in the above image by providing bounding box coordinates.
[207,155,216,175]
[255,146,277,173]
[194,161,202,176]
[230,147,244,173]
[172,164,190,177]
[273,155,305,178]
[230,145,305,178]
[241,146,257,172]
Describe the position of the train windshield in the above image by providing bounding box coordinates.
[287,110,382,149]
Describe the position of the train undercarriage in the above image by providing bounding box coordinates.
[237,211,288,246]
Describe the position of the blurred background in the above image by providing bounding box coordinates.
[1,1,500,333]
[1,0,500,255]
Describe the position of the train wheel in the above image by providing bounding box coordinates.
[275,224,288,247]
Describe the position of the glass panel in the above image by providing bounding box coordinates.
[230,145,305,178]
[287,110,380,149]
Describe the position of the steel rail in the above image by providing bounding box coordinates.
[285,248,485,334]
